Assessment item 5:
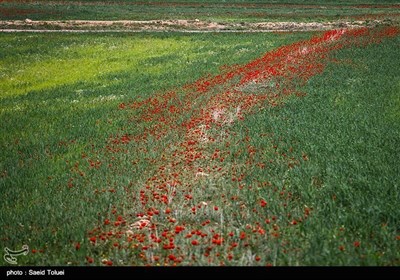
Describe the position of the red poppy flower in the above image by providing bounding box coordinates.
[169,105,177,113]
[168,254,176,261]
[212,238,224,245]
[260,199,267,207]
[175,225,185,234]
[191,240,199,246]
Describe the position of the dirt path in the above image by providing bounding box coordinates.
[0,19,388,33]
[1,0,399,9]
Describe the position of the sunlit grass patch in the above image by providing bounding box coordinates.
[0,35,190,98]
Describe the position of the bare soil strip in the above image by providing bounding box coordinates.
[0,19,390,32]
[1,0,399,9]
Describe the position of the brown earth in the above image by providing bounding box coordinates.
[0,19,392,32]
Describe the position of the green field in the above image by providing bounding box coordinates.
[0,31,312,265]
[1,0,399,22]
[1,1,400,267]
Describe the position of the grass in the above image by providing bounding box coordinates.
[1,0,399,22]
[0,26,399,266]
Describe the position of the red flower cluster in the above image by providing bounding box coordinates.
[78,26,399,266]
